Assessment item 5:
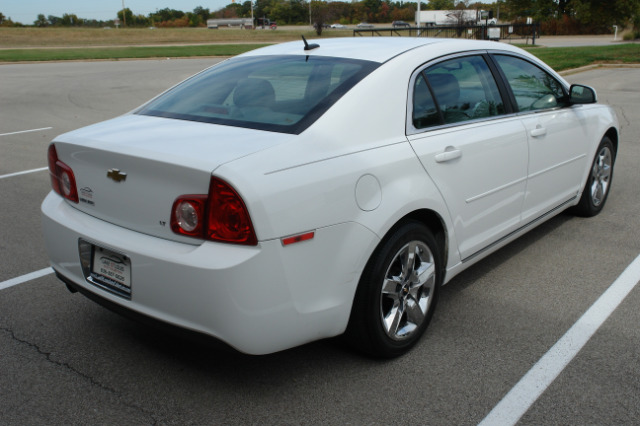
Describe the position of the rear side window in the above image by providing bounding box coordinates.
[412,55,505,129]
[137,55,378,134]
[493,55,567,112]
[412,74,439,128]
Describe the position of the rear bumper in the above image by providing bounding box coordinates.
[54,269,231,350]
[41,192,377,354]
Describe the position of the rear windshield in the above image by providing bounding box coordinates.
[136,55,379,134]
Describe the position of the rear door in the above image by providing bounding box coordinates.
[492,54,589,223]
[407,54,529,261]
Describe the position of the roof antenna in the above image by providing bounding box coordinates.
[302,35,319,51]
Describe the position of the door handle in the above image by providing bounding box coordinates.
[530,126,547,137]
[435,147,462,163]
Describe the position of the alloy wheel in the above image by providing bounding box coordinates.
[380,241,436,341]
[590,145,612,207]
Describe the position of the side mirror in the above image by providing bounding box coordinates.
[569,84,597,104]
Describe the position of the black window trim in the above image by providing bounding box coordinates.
[485,51,571,115]
[407,50,573,136]
[406,50,518,136]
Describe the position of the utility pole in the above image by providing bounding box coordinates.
[122,0,127,26]
[416,0,421,36]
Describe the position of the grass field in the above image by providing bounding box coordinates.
[0,27,639,72]
[0,45,270,62]
[0,27,342,47]
[524,44,640,71]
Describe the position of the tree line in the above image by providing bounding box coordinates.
[1,0,638,35]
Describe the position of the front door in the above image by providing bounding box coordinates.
[407,54,529,261]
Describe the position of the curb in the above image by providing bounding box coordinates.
[559,63,640,76]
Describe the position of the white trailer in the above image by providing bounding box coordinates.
[207,18,254,29]
[415,10,496,26]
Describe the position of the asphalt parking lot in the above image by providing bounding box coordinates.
[1,59,639,425]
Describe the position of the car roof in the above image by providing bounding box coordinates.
[239,37,526,64]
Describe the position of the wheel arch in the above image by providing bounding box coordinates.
[376,208,449,281]
[344,210,447,357]
[604,127,619,158]
[402,209,448,268]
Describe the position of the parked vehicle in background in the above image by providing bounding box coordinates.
[331,23,347,29]
[392,20,411,28]
[42,37,618,358]
[256,17,277,29]
[356,22,374,28]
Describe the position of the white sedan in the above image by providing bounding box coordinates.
[42,37,618,357]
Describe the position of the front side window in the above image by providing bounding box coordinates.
[412,55,505,129]
[137,55,378,134]
[493,54,567,112]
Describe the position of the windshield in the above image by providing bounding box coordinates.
[137,55,379,134]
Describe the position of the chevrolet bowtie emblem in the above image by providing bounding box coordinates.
[107,168,127,183]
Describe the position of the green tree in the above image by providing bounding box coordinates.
[117,8,133,26]
[61,13,80,26]
[0,14,20,27]
[311,0,330,33]
[428,0,455,9]
[254,0,270,20]
[571,0,640,28]
[327,1,353,23]
[47,15,62,26]
[149,8,185,23]
[269,0,293,23]
[289,0,309,23]
[364,0,383,16]
[193,6,211,22]
[186,12,202,27]
[34,14,48,27]
[240,1,254,17]
[213,4,242,18]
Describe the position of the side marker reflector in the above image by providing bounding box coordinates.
[281,231,315,246]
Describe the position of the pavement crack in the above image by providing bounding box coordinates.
[1,326,160,424]
[619,107,631,127]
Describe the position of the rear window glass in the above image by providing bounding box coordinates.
[136,55,379,134]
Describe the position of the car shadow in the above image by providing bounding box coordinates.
[83,211,578,381]
[439,212,575,298]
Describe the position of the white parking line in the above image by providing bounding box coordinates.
[0,167,48,180]
[479,254,640,426]
[0,267,54,291]
[0,127,52,137]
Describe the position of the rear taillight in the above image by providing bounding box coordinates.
[171,177,257,246]
[171,196,207,237]
[48,144,79,203]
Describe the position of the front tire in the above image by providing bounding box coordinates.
[573,136,615,217]
[346,221,442,358]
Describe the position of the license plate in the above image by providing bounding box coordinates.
[90,245,132,298]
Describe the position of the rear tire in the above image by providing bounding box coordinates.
[345,221,442,358]
[573,136,615,217]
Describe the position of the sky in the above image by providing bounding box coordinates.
[2,1,233,25]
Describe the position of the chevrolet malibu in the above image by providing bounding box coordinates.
[42,37,618,357]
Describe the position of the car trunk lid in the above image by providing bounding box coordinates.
[52,114,290,243]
